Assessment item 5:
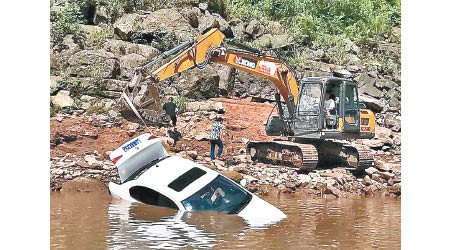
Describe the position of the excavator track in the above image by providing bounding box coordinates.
[315,141,374,171]
[247,140,374,171]
[246,141,318,171]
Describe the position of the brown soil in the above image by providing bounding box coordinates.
[50,97,280,161]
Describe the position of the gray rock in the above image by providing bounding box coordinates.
[354,73,376,88]
[62,35,79,51]
[359,94,385,112]
[389,98,401,110]
[270,34,294,49]
[187,150,198,160]
[50,75,62,95]
[253,34,272,48]
[376,79,397,89]
[141,9,197,41]
[113,13,143,40]
[119,53,147,80]
[245,20,264,38]
[363,139,385,149]
[267,21,284,35]
[365,167,379,176]
[68,49,119,79]
[379,172,395,180]
[230,19,246,41]
[175,65,221,98]
[103,39,159,60]
[360,83,384,98]
[362,175,372,186]
[185,8,200,28]
[384,114,401,132]
[94,5,110,24]
[333,69,352,78]
[393,134,401,145]
[199,2,208,11]
[51,90,74,108]
[195,132,210,141]
[164,87,178,96]
[375,126,393,141]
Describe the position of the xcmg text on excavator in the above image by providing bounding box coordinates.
[120,28,376,172]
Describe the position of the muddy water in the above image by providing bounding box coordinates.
[51,191,400,249]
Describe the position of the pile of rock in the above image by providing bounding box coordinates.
[50,153,119,191]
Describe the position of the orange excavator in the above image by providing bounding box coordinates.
[120,28,376,171]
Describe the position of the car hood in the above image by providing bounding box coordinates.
[237,194,286,228]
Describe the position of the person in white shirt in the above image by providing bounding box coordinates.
[324,93,336,128]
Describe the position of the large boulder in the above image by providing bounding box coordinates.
[141,9,198,41]
[354,73,376,88]
[113,13,143,40]
[229,18,246,41]
[245,20,264,38]
[190,8,233,38]
[359,94,385,112]
[253,34,294,49]
[360,83,384,98]
[376,79,397,89]
[68,49,120,79]
[362,139,385,149]
[119,53,147,80]
[385,114,401,132]
[175,65,222,99]
[103,39,159,60]
[271,34,294,49]
[50,75,62,95]
[375,126,393,141]
[51,90,74,108]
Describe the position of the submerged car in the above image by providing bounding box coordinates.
[108,133,286,225]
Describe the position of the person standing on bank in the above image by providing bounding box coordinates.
[210,116,225,160]
[163,97,177,127]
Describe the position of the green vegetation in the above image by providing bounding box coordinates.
[224,0,400,45]
[223,0,400,73]
[173,96,192,114]
[50,1,83,45]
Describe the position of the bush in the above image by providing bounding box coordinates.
[50,2,84,45]
[173,96,192,114]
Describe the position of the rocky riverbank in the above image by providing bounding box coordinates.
[50,1,401,198]
[51,98,401,198]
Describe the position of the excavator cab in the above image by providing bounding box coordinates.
[283,77,375,141]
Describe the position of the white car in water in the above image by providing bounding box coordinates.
[108,133,286,226]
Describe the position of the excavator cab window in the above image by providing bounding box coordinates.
[294,83,322,132]
[298,84,321,114]
[342,82,360,132]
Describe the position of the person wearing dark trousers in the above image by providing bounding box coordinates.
[163,97,177,127]
[209,117,225,160]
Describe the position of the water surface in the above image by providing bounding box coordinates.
[51,191,400,249]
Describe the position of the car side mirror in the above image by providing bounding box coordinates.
[239,178,247,187]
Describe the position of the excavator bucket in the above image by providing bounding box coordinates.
[118,70,170,125]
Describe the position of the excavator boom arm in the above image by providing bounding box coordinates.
[140,28,299,115]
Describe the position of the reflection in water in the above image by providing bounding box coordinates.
[51,191,401,250]
[107,199,217,249]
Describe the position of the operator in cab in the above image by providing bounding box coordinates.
[324,93,336,129]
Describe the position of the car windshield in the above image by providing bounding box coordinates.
[182,175,252,214]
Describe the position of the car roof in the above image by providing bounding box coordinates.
[130,156,219,202]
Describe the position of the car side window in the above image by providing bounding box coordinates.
[129,186,178,209]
